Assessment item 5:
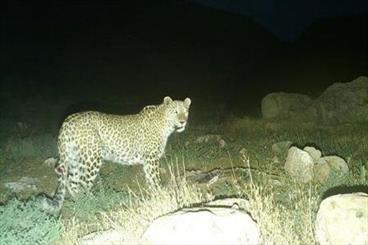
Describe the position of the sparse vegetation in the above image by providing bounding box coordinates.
[1,0,367,242]
[0,198,64,245]
[0,102,367,244]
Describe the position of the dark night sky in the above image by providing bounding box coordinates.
[1,0,367,115]
[191,0,368,41]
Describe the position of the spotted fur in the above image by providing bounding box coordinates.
[43,96,191,212]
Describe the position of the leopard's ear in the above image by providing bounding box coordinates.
[163,96,173,104]
[184,97,191,108]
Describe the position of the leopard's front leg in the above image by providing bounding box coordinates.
[143,158,161,188]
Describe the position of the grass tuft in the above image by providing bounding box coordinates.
[57,176,211,244]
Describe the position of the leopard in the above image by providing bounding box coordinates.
[41,96,191,213]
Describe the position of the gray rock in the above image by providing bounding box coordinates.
[284,146,315,183]
[319,156,349,173]
[303,146,322,162]
[272,141,293,159]
[141,199,260,245]
[261,76,368,124]
[315,192,368,245]
[261,92,312,119]
[308,76,368,123]
[314,156,349,183]
[313,161,331,183]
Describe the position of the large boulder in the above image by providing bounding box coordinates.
[141,198,260,245]
[261,92,312,119]
[261,76,368,123]
[307,76,368,123]
[315,192,368,245]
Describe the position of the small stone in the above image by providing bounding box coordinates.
[44,157,58,167]
[218,139,226,148]
[195,134,222,144]
[272,141,293,158]
[272,156,280,164]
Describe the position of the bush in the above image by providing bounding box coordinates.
[0,198,64,245]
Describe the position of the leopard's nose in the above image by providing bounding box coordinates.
[179,120,186,125]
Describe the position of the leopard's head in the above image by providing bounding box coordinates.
[163,96,191,133]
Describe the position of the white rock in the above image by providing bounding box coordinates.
[303,146,322,162]
[319,156,349,173]
[315,192,368,245]
[141,205,260,245]
[284,146,315,183]
[314,156,349,183]
[313,161,331,183]
[79,229,124,245]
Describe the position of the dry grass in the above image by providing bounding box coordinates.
[55,172,212,244]
[1,111,367,245]
[242,182,319,245]
[49,116,368,244]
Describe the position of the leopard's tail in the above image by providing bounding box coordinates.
[37,164,67,215]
